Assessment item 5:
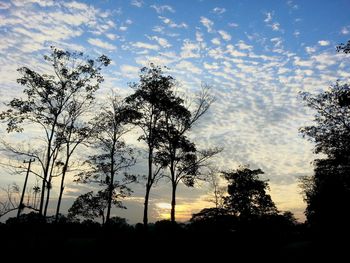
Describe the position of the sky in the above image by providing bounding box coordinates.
[0,0,350,223]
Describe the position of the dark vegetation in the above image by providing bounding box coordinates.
[0,42,349,260]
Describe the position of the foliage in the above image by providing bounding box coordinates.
[337,40,350,54]
[223,166,278,218]
[299,43,350,229]
[125,64,178,226]
[68,191,110,223]
[0,46,110,216]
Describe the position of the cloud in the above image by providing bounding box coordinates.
[211,38,221,45]
[159,16,187,28]
[106,33,118,40]
[12,0,55,7]
[305,46,316,54]
[151,4,175,14]
[286,0,298,10]
[148,36,171,48]
[196,31,204,42]
[228,22,239,28]
[132,41,159,50]
[0,1,11,9]
[175,60,202,74]
[212,7,226,15]
[200,16,214,33]
[88,38,116,50]
[318,40,330,46]
[264,11,283,32]
[62,1,89,10]
[120,64,140,78]
[203,62,219,70]
[264,12,273,23]
[218,30,231,41]
[236,40,253,50]
[293,57,313,67]
[131,0,143,7]
[341,26,350,35]
[180,40,200,59]
[271,22,281,31]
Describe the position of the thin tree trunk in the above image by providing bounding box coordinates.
[106,181,113,224]
[39,118,58,215]
[106,132,117,224]
[171,182,177,223]
[17,159,33,219]
[43,176,52,217]
[143,148,153,228]
[55,163,67,222]
[39,175,46,216]
[143,184,151,227]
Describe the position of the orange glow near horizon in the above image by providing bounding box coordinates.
[155,199,212,222]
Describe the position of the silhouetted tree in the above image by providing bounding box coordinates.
[205,168,226,209]
[299,42,350,231]
[0,46,110,216]
[75,95,136,224]
[300,85,350,229]
[156,86,220,222]
[125,64,176,227]
[68,191,108,224]
[0,183,39,218]
[223,166,278,219]
[337,40,350,54]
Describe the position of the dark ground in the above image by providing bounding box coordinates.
[0,222,347,262]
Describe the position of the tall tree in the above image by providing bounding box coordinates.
[125,64,175,227]
[222,166,278,219]
[300,83,350,228]
[157,86,220,222]
[0,47,110,216]
[299,40,350,230]
[75,95,136,224]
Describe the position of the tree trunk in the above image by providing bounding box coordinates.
[17,159,33,219]
[43,177,52,217]
[39,117,58,215]
[106,181,113,224]
[143,184,151,228]
[38,176,46,216]
[55,164,67,222]
[171,182,177,223]
[106,134,117,224]
[143,148,153,228]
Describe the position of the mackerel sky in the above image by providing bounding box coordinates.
[0,0,349,223]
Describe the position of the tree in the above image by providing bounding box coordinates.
[0,46,110,217]
[205,169,226,209]
[300,83,350,229]
[223,166,278,219]
[156,86,220,222]
[68,191,108,224]
[75,95,136,224]
[337,40,350,54]
[0,183,39,218]
[125,64,176,227]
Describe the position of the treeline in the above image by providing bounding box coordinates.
[0,47,222,226]
[1,40,350,241]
